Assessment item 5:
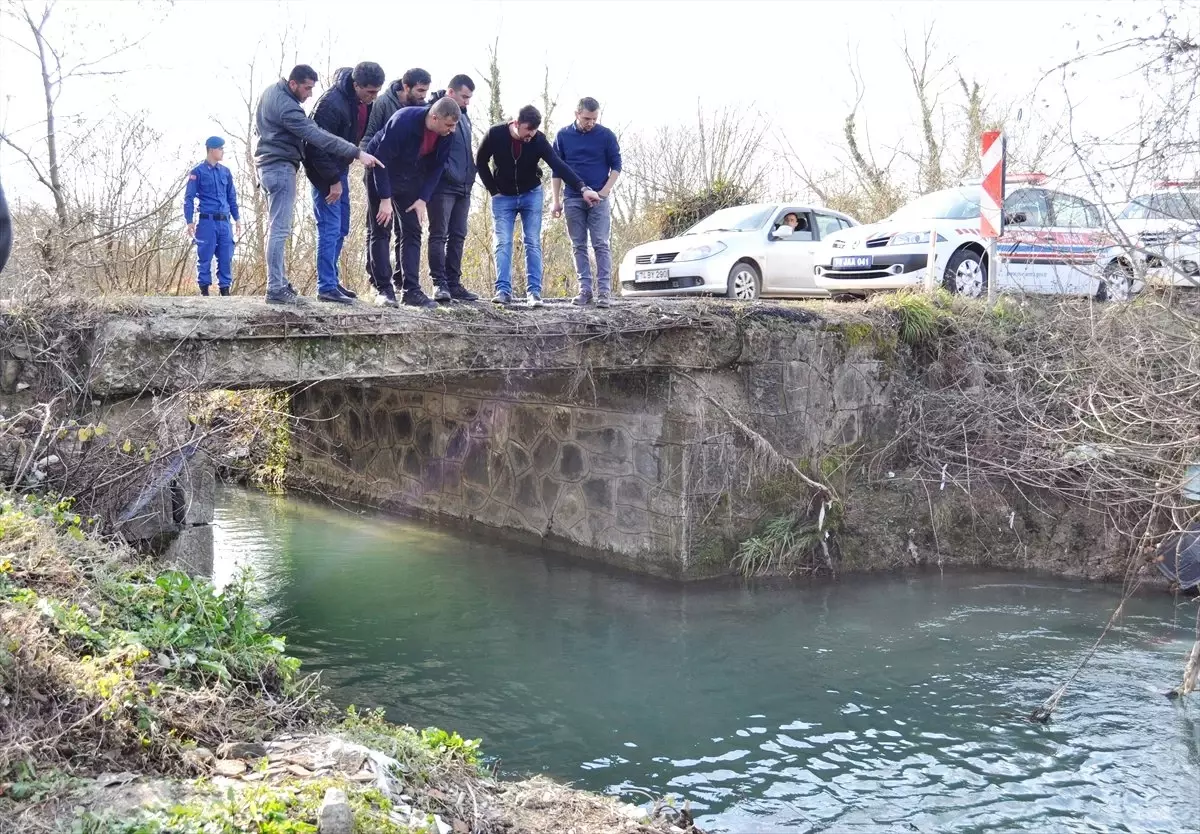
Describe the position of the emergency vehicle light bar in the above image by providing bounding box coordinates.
[1157,179,1200,188]
[1005,173,1048,185]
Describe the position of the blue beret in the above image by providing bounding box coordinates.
[205,136,225,149]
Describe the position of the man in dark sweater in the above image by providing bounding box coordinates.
[427,75,479,303]
[476,105,600,307]
[361,68,431,305]
[304,62,384,304]
[366,96,460,308]
[552,97,623,308]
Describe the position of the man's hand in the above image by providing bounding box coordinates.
[358,150,385,169]
[234,222,243,238]
[582,188,601,207]
[376,198,393,226]
[326,180,343,205]
[551,200,563,219]
[186,223,196,239]
[406,198,427,226]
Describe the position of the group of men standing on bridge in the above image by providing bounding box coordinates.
[184,62,622,310]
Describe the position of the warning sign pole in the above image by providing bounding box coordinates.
[980,130,1006,303]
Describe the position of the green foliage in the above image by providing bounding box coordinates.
[875,291,948,347]
[189,390,292,490]
[0,492,91,541]
[341,706,483,774]
[77,779,416,834]
[651,179,757,240]
[732,502,845,577]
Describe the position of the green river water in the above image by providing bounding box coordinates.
[212,486,1200,833]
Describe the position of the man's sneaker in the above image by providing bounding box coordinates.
[374,289,398,308]
[571,293,592,306]
[266,287,299,305]
[219,287,231,297]
[336,282,358,299]
[491,291,512,304]
[595,294,612,309]
[317,289,355,305]
[433,285,452,302]
[199,285,210,297]
[402,291,438,309]
[526,291,544,308]
[449,285,479,302]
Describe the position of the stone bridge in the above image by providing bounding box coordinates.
[1,297,902,578]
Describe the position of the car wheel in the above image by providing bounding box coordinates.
[1097,260,1133,302]
[726,262,761,301]
[942,249,987,297]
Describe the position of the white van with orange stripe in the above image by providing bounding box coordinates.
[814,174,1136,300]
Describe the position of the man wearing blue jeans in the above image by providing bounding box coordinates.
[254,64,384,304]
[552,97,622,308]
[303,63,385,304]
[476,105,600,307]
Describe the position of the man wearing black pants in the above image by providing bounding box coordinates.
[361,68,431,306]
[367,96,460,309]
[427,75,479,302]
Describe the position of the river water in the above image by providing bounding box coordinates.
[212,486,1200,833]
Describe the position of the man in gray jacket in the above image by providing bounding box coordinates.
[361,68,430,305]
[427,75,479,302]
[255,64,383,304]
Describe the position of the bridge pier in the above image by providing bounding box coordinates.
[290,330,895,577]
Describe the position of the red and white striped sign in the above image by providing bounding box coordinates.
[980,130,1005,239]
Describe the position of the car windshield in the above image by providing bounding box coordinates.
[682,205,774,235]
[887,187,981,223]
[1118,192,1200,222]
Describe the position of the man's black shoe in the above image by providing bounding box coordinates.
[491,291,512,304]
[199,285,210,297]
[374,289,398,308]
[336,282,358,299]
[402,291,439,309]
[433,285,452,302]
[317,290,355,305]
[266,287,299,305]
[219,287,231,297]
[449,285,479,302]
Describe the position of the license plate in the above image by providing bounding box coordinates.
[832,256,872,269]
[635,268,669,283]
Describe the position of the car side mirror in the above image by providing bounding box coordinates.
[771,226,793,239]
[1005,211,1028,225]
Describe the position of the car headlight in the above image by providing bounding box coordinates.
[675,241,727,262]
[888,231,945,246]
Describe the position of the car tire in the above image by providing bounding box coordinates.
[1097,260,1133,302]
[942,248,987,297]
[726,262,761,301]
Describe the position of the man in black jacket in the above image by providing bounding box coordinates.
[304,61,385,304]
[427,75,479,303]
[361,68,430,306]
[476,105,599,307]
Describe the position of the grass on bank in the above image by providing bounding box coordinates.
[0,490,486,833]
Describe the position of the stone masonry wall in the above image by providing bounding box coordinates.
[290,320,900,578]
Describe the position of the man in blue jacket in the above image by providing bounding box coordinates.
[361,68,430,305]
[184,136,242,297]
[303,62,385,304]
[367,96,461,308]
[427,75,479,303]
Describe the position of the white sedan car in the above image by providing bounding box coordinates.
[1115,183,1200,288]
[814,177,1135,300]
[618,202,860,300]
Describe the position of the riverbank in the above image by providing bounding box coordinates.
[0,490,702,833]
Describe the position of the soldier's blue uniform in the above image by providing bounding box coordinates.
[184,136,240,293]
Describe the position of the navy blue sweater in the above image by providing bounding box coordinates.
[366,105,453,203]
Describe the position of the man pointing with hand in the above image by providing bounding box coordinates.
[366,95,461,309]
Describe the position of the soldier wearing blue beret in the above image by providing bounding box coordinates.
[183,136,241,296]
